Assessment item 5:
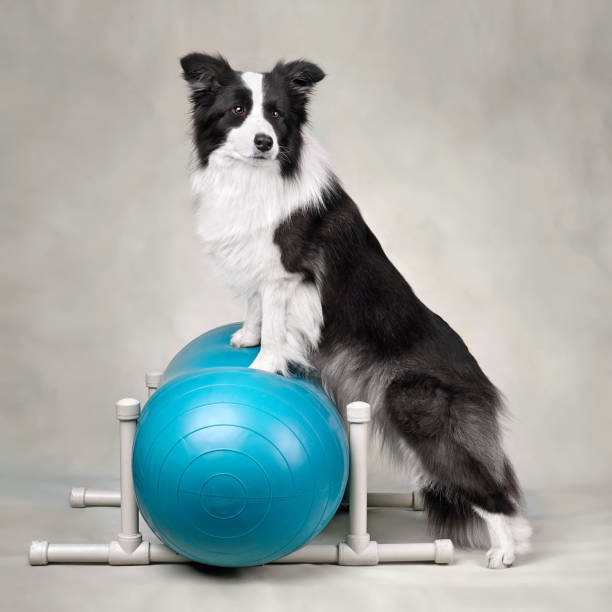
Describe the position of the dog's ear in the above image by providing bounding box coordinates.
[274,59,325,95]
[180,53,233,92]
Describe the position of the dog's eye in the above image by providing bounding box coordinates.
[232,105,246,116]
[272,110,281,119]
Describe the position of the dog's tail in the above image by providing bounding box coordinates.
[421,458,525,549]
[421,487,490,548]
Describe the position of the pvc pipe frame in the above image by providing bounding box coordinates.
[68,490,424,511]
[29,372,453,567]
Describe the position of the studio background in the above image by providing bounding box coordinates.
[2,1,611,610]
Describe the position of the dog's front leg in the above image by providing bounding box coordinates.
[248,281,289,375]
[230,292,262,347]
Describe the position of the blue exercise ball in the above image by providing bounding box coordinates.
[133,323,349,567]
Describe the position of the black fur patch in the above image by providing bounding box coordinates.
[274,180,522,537]
[274,181,474,357]
[181,53,253,168]
[263,60,325,178]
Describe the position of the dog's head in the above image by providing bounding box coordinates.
[181,53,324,177]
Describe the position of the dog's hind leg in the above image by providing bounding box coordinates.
[384,375,530,568]
[509,514,533,554]
[472,507,515,568]
[471,459,531,567]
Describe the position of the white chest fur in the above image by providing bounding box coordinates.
[192,165,288,294]
[189,130,331,372]
[190,129,332,295]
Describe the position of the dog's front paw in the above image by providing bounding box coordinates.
[249,351,288,376]
[230,327,261,348]
[486,547,515,569]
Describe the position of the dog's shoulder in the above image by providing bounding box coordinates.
[274,180,384,276]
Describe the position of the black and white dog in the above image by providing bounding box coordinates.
[180,53,532,568]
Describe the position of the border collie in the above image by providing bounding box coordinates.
[180,52,532,568]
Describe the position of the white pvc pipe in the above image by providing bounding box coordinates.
[69,487,121,508]
[367,492,412,508]
[68,489,424,511]
[145,370,163,398]
[148,543,190,563]
[30,541,110,565]
[271,540,452,565]
[346,401,371,547]
[29,540,191,565]
[68,489,424,510]
[367,492,424,509]
[116,398,141,551]
[272,545,339,564]
[30,538,451,566]
[48,543,110,564]
[378,540,453,564]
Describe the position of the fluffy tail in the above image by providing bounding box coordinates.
[422,459,530,551]
[422,487,490,549]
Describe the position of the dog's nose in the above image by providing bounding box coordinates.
[254,133,273,152]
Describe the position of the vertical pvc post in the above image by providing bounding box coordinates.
[115,398,142,553]
[345,401,371,553]
[145,370,163,398]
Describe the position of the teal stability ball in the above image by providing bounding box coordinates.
[133,323,349,567]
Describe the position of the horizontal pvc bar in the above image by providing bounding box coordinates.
[70,488,121,508]
[30,542,110,565]
[50,543,110,564]
[271,539,452,565]
[367,492,424,510]
[29,537,451,566]
[68,489,425,511]
[271,545,339,564]
[378,540,453,564]
[149,543,190,563]
[29,541,190,565]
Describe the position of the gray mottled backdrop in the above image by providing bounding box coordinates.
[3,2,612,610]
[2,0,611,520]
